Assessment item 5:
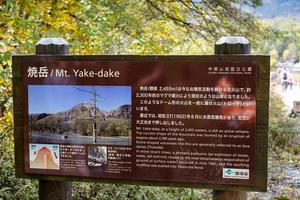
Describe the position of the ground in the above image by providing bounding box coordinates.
[247,82,300,199]
[249,154,300,199]
[275,84,300,111]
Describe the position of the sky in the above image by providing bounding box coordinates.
[28,85,131,114]
[248,0,300,18]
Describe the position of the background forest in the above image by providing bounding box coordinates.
[0,0,300,199]
[30,103,131,137]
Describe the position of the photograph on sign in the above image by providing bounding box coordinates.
[28,85,132,146]
[88,146,108,169]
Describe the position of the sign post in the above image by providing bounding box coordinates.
[36,38,72,200]
[12,36,269,199]
[213,36,251,200]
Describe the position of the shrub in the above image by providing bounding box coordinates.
[268,90,299,155]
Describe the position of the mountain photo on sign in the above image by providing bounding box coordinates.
[28,85,132,146]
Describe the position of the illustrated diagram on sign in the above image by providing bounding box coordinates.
[29,144,60,170]
[28,85,132,146]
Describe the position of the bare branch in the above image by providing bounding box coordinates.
[74,87,95,95]
[144,0,213,42]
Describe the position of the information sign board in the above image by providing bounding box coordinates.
[12,55,269,191]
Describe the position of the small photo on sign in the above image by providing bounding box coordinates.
[28,85,132,146]
[88,146,107,168]
[29,143,60,170]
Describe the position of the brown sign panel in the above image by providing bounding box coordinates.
[12,55,269,191]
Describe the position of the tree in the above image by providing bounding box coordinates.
[258,17,300,63]
[283,43,297,62]
[0,0,265,56]
[270,49,279,69]
[75,86,102,143]
[74,118,92,136]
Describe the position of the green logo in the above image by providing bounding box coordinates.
[226,169,233,175]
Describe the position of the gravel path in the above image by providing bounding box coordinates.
[249,156,300,200]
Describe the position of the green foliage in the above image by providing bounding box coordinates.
[0,0,267,56]
[32,115,71,134]
[274,196,290,200]
[268,90,299,154]
[258,17,300,66]
[0,101,38,200]
[99,118,131,137]
[72,183,210,200]
[31,117,131,137]
[74,118,93,136]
